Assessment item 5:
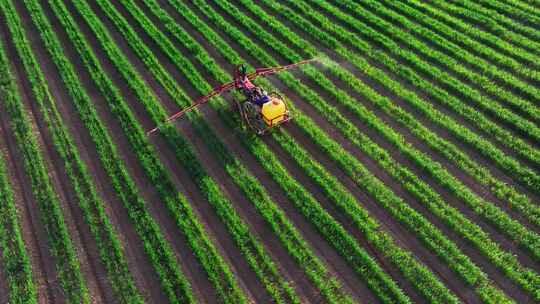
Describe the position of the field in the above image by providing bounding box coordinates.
[0,0,539,303]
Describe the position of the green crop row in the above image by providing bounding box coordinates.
[140,0,427,301]
[20,0,198,302]
[0,3,89,303]
[0,152,35,304]
[497,0,540,16]
[76,0,328,302]
[332,0,540,146]
[0,46,36,304]
[402,0,540,72]
[374,0,540,102]
[285,0,540,196]
[233,0,540,258]
[257,0,540,293]
[301,0,540,228]
[451,0,540,48]
[333,0,540,128]
[202,0,539,300]
[427,0,540,55]
[189,0,515,302]
[0,153,35,304]
[374,0,540,88]
[512,0,540,13]
[1,4,144,302]
[96,0,398,301]
[472,0,540,26]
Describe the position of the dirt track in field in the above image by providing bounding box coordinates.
[1,0,539,303]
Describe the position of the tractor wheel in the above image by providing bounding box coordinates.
[234,98,248,131]
[243,102,265,134]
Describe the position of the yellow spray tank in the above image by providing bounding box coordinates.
[262,95,288,126]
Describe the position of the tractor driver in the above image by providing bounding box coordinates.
[239,64,255,92]
[239,64,269,108]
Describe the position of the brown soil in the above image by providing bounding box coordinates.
[0,254,9,304]
[187,1,540,302]
[1,0,537,303]
[53,0,276,301]
[0,56,56,304]
[169,1,468,303]
[247,3,538,302]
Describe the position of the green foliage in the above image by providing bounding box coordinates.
[444,0,540,48]
[302,0,540,190]
[333,0,540,128]
[0,56,36,304]
[93,0,359,301]
[0,2,89,302]
[244,0,540,300]
[0,2,143,302]
[403,0,540,73]
[306,0,540,228]
[19,0,196,302]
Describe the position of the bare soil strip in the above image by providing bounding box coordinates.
[0,52,56,304]
[0,228,10,303]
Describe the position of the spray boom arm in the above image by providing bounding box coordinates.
[147,59,316,135]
